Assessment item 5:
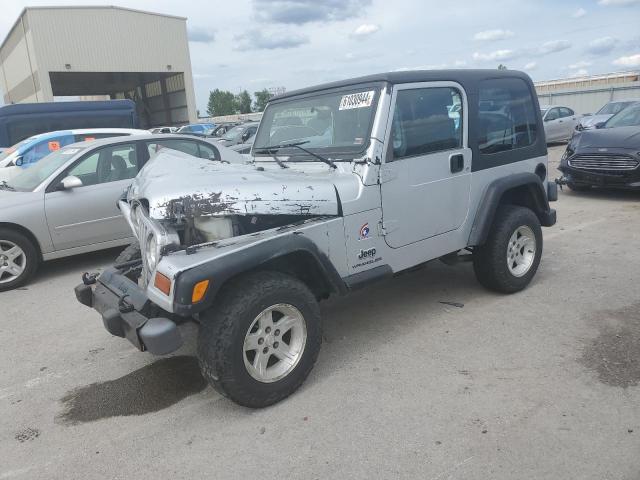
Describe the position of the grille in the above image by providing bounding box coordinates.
[569,153,639,171]
[135,209,153,287]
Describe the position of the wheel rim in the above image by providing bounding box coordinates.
[0,240,27,284]
[243,303,307,383]
[507,225,536,278]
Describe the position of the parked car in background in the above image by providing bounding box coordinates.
[210,123,241,138]
[577,99,640,130]
[229,135,254,156]
[558,102,640,191]
[149,126,178,134]
[0,100,139,149]
[540,105,580,142]
[216,121,259,147]
[176,123,215,135]
[0,134,243,291]
[0,128,148,182]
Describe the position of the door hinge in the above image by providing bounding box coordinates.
[378,165,397,184]
[378,220,398,236]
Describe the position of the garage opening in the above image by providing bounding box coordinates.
[49,71,190,129]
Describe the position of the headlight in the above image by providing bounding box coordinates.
[561,148,573,161]
[145,233,159,271]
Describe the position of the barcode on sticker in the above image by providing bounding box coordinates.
[339,91,375,110]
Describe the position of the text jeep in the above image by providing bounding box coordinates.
[76,70,557,407]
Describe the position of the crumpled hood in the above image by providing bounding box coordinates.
[572,126,640,150]
[130,149,341,219]
[580,114,612,128]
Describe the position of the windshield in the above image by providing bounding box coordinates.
[604,103,640,128]
[597,101,634,115]
[0,137,35,163]
[9,146,84,191]
[222,125,246,141]
[253,87,379,159]
[540,108,549,117]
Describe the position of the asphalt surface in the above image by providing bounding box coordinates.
[1,145,639,479]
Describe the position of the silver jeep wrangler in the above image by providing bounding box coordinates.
[76,70,557,407]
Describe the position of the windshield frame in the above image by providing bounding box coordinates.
[253,83,383,161]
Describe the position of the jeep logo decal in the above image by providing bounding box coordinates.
[358,248,376,259]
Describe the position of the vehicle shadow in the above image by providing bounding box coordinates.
[31,247,123,286]
[317,260,480,369]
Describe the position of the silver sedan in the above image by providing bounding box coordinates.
[0,134,243,291]
[540,105,581,142]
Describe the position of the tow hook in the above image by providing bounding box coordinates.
[118,296,135,314]
[555,176,568,191]
[82,272,98,285]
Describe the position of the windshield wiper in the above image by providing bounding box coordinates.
[255,141,337,169]
[0,180,15,191]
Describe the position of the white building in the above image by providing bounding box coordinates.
[535,71,640,115]
[0,6,197,127]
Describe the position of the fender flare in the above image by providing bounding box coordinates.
[468,172,556,247]
[172,233,347,315]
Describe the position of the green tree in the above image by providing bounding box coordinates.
[253,89,274,112]
[207,89,237,116]
[236,90,253,114]
[497,64,508,70]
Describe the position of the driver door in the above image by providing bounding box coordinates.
[44,142,140,251]
[380,83,471,248]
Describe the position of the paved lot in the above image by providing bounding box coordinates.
[1,145,639,479]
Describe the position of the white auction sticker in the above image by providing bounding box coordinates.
[339,90,375,110]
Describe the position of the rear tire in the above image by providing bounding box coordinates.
[473,205,542,293]
[197,271,322,408]
[0,228,39,292]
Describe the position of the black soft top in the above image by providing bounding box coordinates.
[272,69,533,101]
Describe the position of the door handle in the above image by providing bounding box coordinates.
[450,154,464,173]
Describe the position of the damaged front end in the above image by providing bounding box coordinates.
[122,150,342,286]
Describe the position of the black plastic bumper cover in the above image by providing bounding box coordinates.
[74,268,183,355]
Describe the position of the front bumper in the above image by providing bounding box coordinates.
[558,163,640,189]
[74,266,183,355]
[558,149,640,189]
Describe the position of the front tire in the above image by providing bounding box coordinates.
[0,228,39,292]
[473,205,543,293]
[197,271,322,408]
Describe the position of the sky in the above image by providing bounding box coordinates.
[1,0,639,112]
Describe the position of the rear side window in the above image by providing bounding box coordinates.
[560,107,574,118]
[478,78,537,155]
[391,87,463,160]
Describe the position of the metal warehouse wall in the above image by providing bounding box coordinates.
[535,71,640,115]
[0,6,197,125]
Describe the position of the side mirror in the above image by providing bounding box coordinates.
[59,175,83,190]
[595,122,606,129]
[14,156,23,167]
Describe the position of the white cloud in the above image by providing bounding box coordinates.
[598,0,640,5]
[453,60,467,67]
[572,7,587,18]
[569,60,592,69]
[524,61,537,70]
[613,53,640,67]
[537,40,572,55]
[351,24,380,37]
[474,29,514,41]
[472,49,518,62]
[586,36,619,55]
